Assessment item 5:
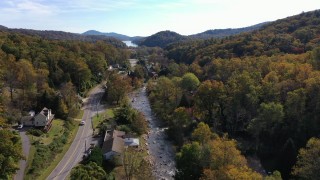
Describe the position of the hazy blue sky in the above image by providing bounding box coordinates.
[0,0,319,36]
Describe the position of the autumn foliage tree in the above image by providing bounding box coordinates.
[292,137,320,179]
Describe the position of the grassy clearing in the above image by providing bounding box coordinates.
[41,119,64,145]
[92,108,115,129]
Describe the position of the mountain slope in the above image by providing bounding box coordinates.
[133,23,268,48]
[0,26,126,48]
[165,9,320,64]
[83,30,131,41]
[133,30,188,48]
[190,22,269,39]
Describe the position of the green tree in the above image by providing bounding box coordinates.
[148,76,181,121]
[114,102,136,125]
[176,142,203,180]
[192,122,213,145]
[292,137,320,179]
[86,147,103,166]
[180,73,200,92]
[194,80,226,130]
[0,129,24,179]
[248,102,284,150]
[70,162,107,180]
[167,107,192,146]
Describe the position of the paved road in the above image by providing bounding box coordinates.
[14,130,31,180]
[130,86,176,180]
[47,84,105,180]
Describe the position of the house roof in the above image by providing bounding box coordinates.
[102,129,126,154]
[112,130,125,138]
[102,137,124,154]
[35,107,54,121]
[103,129,125,142]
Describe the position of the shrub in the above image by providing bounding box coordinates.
[27,128,44,137]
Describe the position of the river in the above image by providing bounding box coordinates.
[130,86,176,180]
[123,40,138,47]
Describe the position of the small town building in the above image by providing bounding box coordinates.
[20,107,54,132]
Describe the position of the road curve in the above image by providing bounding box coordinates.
[46,85,105,180]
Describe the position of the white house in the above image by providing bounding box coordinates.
[20,107,54,132]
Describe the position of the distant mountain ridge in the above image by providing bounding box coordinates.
[83,30,131,41]
[82,30,143,41]
[0,26,126,48]
[132,22,269,48]
[190,22,269,39]
[133,30,188,48]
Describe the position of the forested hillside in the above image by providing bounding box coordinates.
[133,23,268,48]
[145,9,320,179]
[0,26,126,48]
[166,10,320,64]
[0,30,129,122]
[190,22,269,39]
[133,30,188,48]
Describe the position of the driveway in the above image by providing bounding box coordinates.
[14,128,31,180]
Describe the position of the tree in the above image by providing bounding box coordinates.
[131,111,147,135]
[194,80,226,130]
[122,147,145,180]
[3,54,19,102]
[114,102,136,125]
[248,102,284,151]
[148,76,181,121]
[133,64,146,79]
[86,147,103,166]
[201,166,263,180]
[0,129,24,179]
[265,171,282,180]
[200,136,262,180]
[59,81,79,117]
[180,73,200,92]
[107,74,131,104]
[168,107,192,146]
[176,142,203,180]
[192,122,213,145]
[70,162,107,180]
[292,137,320,179]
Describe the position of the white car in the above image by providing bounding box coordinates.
[80,121,85,125]
[18,124,23,129]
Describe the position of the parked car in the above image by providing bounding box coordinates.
[80,121,85,125]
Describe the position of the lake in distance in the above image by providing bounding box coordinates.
[123,41,138,47]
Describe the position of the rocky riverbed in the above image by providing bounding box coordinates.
[130,86,176,180]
